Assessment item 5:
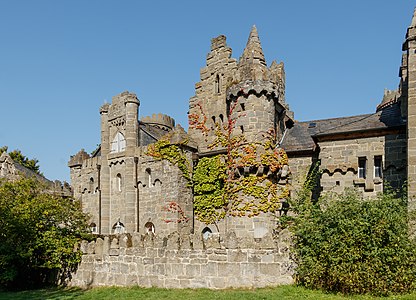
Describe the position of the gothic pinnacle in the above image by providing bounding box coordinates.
[240,25,266,66]
[412,7,416,27]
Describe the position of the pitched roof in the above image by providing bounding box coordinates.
[281,103,405,153]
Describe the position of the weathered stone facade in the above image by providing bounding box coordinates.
[69,9,416,288]
[70,230,293,288]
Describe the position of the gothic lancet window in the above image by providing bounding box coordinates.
[111,132,126,153]
[89,177,94,193]
[215,74,220,94]
[145,222,155,234]
[145,168,152,187]
[116,173,122,192]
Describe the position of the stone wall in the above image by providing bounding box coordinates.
[288,155,314,190]
[70,230,294,289]
[319,134,406,196]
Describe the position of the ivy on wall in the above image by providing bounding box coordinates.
[146,136,192,183]
[148,97,290,226]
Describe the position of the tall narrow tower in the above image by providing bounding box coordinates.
[404,9,416,208]
[100,91,140,234]
[188,27,293,237]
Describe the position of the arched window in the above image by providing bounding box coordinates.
[112,220,125,234]
[111,132,126,153]
[145,222,155,234]
[145,168,152,187]
[116,173,122,192]
[90,222,97,234]
[202,227,213,240]
[89,177,94,193]
[215,74,220,94]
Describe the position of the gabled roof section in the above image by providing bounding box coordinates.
[139,122,170,146]
[281,103,405,153]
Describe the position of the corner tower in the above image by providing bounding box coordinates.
[403,9,416,207]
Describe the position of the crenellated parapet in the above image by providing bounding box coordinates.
[141,113,175,131]
[70,229,294,288]
[108,91,140,121]
[68,149,90,167]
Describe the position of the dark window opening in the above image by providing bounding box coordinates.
[215,74,220,94]
[116,173,122,191]
[202,227,212,240]
[358,157,366,179]
[374,156,383,178]
[145,168,152,187]
[90,222,97,234]
[112,220,125,234]
[145,222,155,234]
[89,177,94,193]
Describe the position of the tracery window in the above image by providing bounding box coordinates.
[111,132,126,153]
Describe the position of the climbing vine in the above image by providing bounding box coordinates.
[163,201,190,224]
[146,94,291,226]
[146,136,192,183]
[189,97,290,224]
[193,156,227,225]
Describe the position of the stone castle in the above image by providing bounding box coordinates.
[67,9,416,288]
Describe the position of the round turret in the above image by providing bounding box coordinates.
[140,113,175,131]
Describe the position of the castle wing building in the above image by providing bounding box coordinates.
[69,9,416,236]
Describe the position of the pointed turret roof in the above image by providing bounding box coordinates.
[240,25,266,66]
[411,7,416,27]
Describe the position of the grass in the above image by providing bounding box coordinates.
[1,285,416,300]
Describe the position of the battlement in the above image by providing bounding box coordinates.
[68,149,90,167]
[141,113,175,131]
[112,91,140,105]
[70,230,294,288]
[211,35,227,50]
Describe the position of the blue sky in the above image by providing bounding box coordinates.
[0,0,415,182]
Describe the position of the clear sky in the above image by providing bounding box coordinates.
[0,0,415,182]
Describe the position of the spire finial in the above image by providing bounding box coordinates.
[240,25,266,66]
[412,7,416,27]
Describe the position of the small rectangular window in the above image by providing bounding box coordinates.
[374,156,382,178]
[358,157,366,179]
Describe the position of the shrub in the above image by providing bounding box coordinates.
[290,188,416,295]
[0,178,90,289]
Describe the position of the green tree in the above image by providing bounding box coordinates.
[0,177,90,289]
[289,187,416,295]
[0,146,41,175]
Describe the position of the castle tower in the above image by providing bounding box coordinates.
[188,35,238,153]
[100,91,140,234]
[403,9,416,208]
[188,27,292,154]
[189,27,293,238]
[227,25,289,146]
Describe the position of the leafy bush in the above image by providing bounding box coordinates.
[289,188,416,295]
[0,178,90,289]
